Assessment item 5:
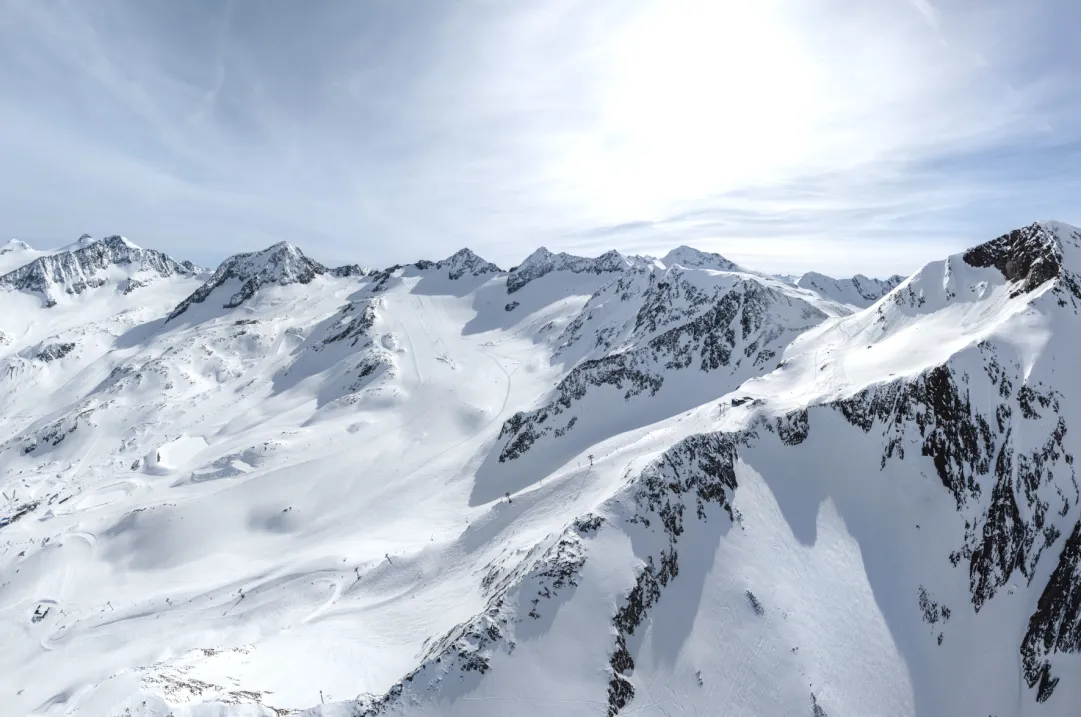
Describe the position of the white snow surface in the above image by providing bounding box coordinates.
[1,239,44,275]
[2,224,1081,717]
[659,245,742,272]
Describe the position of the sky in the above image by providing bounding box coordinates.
[1,0,1080,277]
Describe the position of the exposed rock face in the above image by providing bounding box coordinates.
[329,263,370,278]
[596,338,1079,710]
[506,247,633,293]
[498,276,826,462]
[596,223,1081,713]
[963,223,1064,296]
[0,235,194,306]
[16,404,99,456]
[818,339,1078,704]
[960,222,1081,309]
[1021,519,1081,702]
[179,259,206,275]
[36,342,76,362]
[607,431,742,715]
[319,300,377,348]
[168,242,326,320]
[832,362,1076,610]
[366,264,403,293]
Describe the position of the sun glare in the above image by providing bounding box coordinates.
[576,0,826,220]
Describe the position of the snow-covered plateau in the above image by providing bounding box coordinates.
[2,224,1080,716]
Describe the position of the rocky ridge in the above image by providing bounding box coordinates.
[506,247,638,293]
[0,235,196,307]
[497,266,828,462]
[167,242,329,320]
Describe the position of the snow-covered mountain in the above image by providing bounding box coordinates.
[0,235,201,309]
[2,224,1081,717]
[506,247,642,293]
[796,270,906,309]
[660,245,742,272]
[167,241,335,320]
[0,238,44,275]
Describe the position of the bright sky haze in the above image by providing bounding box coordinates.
[2,0,1080,276]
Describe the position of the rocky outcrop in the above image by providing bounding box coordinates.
[35,342,76,362]
[962,222,1081,307]
[1021,519,1081,702]
[329,263,370,278]
[963,223,1064,296]
[168,242,326,320]
[319,300,377,348]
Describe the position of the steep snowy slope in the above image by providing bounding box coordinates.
[314,222,1081,717]
[2,225,1080,717]
[494,262,834,485]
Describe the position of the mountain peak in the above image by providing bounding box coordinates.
[430,248,502,280]
[1,238,32,255]
[507,247,632,293]
[231,241,318,275]
[98,235,142,251]
[59,233,99,252]
[661,245,740,272]
[0,234,193,306]
[265,239,302,254]
[962,222,1080,298]
[167,241,327,320]
[796,270,904,308]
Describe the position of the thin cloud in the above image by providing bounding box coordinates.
[0,0,1079,277]
[909,0,940,30]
